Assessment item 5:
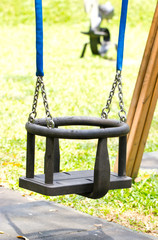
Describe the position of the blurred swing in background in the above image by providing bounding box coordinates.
[81,0,115,57]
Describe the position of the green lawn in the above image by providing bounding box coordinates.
[0,0,158,237]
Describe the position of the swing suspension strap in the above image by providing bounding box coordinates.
[29,0,128,125]
[28,0,54,128]
[101,0,129,122]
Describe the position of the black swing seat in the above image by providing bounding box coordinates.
[81,28,111,57]
[19,116,132,199]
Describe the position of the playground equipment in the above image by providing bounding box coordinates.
[19,0,131,198]
[81,0,115,57]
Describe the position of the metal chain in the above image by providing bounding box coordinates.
[117,74,127,122]
[28,77,40,123]
[28,76,54,128]
[101,71,127,122]
[101,75,118,119]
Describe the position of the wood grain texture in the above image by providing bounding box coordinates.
[127,2,158,128]
[126,32,158,176]
[132,76,158,177]
[114,3,158,176]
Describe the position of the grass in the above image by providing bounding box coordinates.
[0,0,158,237]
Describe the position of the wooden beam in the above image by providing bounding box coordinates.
[126,32,158,176]
[127,2,158,128]
[131,76,158,177]
[114,3,158,175]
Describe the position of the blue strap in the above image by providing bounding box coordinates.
[116,0,129,71]
[35,0,44,76]
[34,0,128,75]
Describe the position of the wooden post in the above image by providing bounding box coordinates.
[127,2,158,127]
[126,35,158,176]
[131,76,158,177]
[114,3,158,177]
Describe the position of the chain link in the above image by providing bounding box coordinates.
[28,76,54,128]
[28,77,40,123]
[117,75,127,122]
[101,71,127,122]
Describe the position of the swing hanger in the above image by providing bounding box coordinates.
[28,76,54,128]
[29,0,128,127]
[101,70,127,122]
[102,0,128,122]
[28,0,54,128]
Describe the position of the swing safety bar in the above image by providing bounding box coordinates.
[26,117,129,139]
